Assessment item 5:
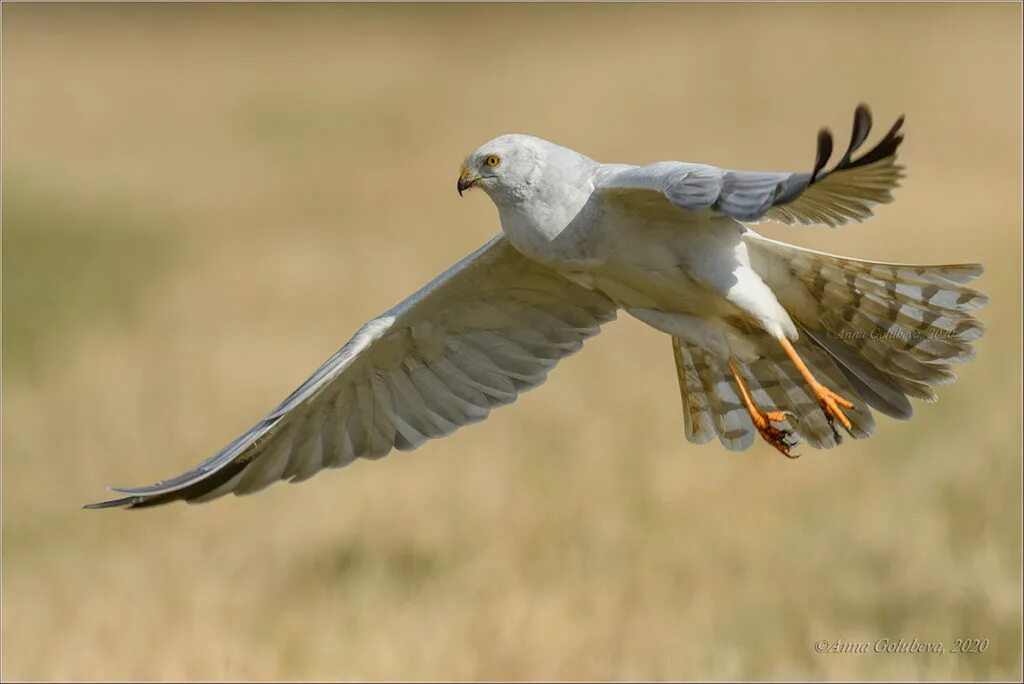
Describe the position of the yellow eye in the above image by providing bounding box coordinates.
[486,155,501,167]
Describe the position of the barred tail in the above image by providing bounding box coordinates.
[672,334,875,451]
[750,234,987,421]
[671,337,750,450]
[672,236,986,452]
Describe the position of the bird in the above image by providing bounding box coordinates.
[87,104,987,509]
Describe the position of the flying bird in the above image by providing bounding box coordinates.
[88,104,987,509]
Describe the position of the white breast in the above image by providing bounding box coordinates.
[495,181,606,268]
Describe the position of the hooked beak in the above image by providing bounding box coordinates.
[457,165,478,196]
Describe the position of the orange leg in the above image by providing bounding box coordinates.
[777,337,854,433]
[727,358,798,458]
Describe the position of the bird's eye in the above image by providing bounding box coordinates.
[485,155,501,168]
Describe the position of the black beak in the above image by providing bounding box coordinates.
[457,176,474,197]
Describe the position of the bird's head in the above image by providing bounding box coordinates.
[457,134,551,203]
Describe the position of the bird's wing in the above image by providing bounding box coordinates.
[87,235,617,509]
[595,104,905,227]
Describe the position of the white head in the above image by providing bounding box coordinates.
[457,134,595,206]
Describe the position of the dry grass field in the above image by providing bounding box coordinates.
[2,3,1021,680]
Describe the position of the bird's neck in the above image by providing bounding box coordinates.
[494,174,598,265]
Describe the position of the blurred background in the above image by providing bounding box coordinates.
[2,3,1021,680]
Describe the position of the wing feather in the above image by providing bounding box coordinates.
[596,104,905,227]
[87,235,617,509]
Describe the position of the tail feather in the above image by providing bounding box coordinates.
[818,311,958,387]
[791,253,989,315]
[672,330,875,451]
[692,348,755,451]
[671,338,715,444]
[837,298,979,363]
[671,235,986,453]
[752,233,986,424]
[748,333,875,447]
[801,326,916,418]
[671,339,754,450]
[822,282,987,343]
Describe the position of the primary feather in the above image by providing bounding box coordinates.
[597,104,905,227]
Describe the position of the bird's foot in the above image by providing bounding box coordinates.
[751,409,799,458]
[812,384,854,439]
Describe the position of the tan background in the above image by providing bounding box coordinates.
[2,3,1021,680]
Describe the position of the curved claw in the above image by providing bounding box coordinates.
[778,430,802,459]
[725,356,803,459]
[824,413,841,443]
[752,411,798,458]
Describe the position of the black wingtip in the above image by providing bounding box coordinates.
[838,104,874,168]
[811,127,834,183]
[83,496,136,510]
[809,105,906,182]
[848,110,906,168]
[87,456,254,510]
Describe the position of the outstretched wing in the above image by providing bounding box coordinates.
[87,235,617,509]
[596,104,905,227]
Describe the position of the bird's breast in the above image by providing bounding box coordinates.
[496,187,608,268]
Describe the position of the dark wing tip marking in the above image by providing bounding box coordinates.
[847,113,905,169]
[809,104,905,184]
[85,417,281,509]
[838,103,874,167]
[85,453,255,510]
[83,496,136,510]
[811,127,834,183]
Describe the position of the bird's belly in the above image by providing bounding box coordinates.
[567,218,746,316]
[502,204,755,322]
[578,264,736,319]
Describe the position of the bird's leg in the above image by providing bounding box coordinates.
[727,358,797,458]
[777,337,854,436]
